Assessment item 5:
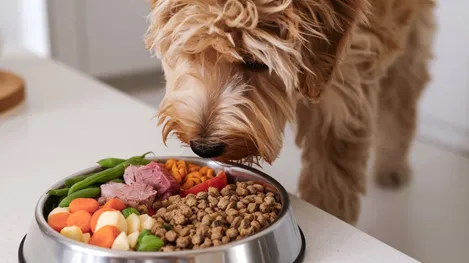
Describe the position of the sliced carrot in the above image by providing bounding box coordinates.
[48,212,70,232]
[90,207,116,233]
[102,198,126,211]
[69,198,100,213]
[89,225,121,248]
[66,210,92,233]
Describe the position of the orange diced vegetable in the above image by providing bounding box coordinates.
[48,212,70,232]
[67,210,92,233]
[90,208,116,233]
[102,198,126,211]
[89,225,121,248]
[69,198,100,213]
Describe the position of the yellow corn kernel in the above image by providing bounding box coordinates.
[199,166,208,175]
[206,169,214,178]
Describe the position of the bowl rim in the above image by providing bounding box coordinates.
[35,156,291,258]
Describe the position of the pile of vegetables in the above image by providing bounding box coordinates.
[48,197,164,251]
[46,153,230,251]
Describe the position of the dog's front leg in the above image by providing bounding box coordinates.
[294,82,376,225]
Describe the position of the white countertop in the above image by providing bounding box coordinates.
[0,53,418,263]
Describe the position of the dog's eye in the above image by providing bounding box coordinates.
[242,56,268,71]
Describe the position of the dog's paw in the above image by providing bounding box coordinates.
[374,164,411,189]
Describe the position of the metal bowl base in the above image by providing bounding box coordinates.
[18,226,306,263]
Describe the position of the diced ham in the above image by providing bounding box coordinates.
[100,182,157,208]
[124,161,180,199]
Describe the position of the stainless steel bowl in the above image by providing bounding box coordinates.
[19,157,305,263]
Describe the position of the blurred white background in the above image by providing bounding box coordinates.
[1,1,469,262]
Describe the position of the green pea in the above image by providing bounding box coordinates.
[137,235,164,252]
[122,208,140,218]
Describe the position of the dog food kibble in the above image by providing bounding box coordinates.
[147,180,281,251]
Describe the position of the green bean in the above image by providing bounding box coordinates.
[47,188,70,197]
[98,157,151,168]
[68,152,152,195]
[97,158,126,168]
[64,175,90,188]
[58,187,101,207]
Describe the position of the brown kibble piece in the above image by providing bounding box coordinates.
[201,214,213,226]
[247,203,258,213]
[179,204,193,217]
[236,186,249,196]
[165,230,178,242]
[186,196,198,207]
[161,246,175,252]
[226,228,239,239]
[222,236,231,244]
[213,239,222,246]
[191,232,203,245]
[226,208,238,217]
[226,201,237,210]
[264,196,276,205]
[236,201,246,210]
[196,191,208,200]
[246,185,256,194]
[220,186,232,196]
[217,197,230,210]
[155,207,166,217]
[250,220,261,231]
[254,196,264,205]
[208,187,220,197]
[253,184,265,193]
[231,216,242,229]
[173,212,187,225]
[273,202,282,213]
[239,219,250,230]
[197,200,208,209]
[208,196,218,207]
[244,214,254,222]
[211,226,224,240]
[176,236,191,248]
[200,238,212,248]
[259,203,271,213]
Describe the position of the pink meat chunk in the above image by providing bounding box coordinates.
[100,182,157,208]
[124,161,179,199]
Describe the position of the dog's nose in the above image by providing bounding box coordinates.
[190,140,226,158]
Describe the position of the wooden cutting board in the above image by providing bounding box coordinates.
[0,70,25,113]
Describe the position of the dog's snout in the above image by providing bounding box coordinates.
[190,140,226,158]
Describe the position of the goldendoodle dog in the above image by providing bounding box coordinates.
[144,0,435,224]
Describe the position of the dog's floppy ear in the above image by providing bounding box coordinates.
[296,0,369,102]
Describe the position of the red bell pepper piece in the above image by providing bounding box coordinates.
[147,208,156,216]
[181,171,228,197]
